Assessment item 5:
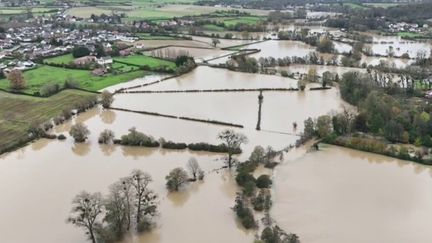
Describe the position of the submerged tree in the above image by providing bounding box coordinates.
[100,90,114,109]
[166,167,189,191]
[67,191,103,243]
[217,129,248,168]
[69,123,90,143]
[187,157,204,181]
[130,170,158,232]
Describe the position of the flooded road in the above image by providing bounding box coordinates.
[273,144,432,243]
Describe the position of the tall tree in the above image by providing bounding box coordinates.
[67,191,103,243]
[217,129,248,168]
[7,69,26,90]
[130,170,157,231]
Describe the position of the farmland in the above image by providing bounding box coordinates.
[113,55,177,70]
[0,65,148,94]
[43,54,75,65]
[0,89,96,154]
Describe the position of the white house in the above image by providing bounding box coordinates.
[97,56,113,65]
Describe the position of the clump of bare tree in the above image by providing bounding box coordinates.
[67,169,158,242]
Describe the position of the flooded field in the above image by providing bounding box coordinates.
[276,64,366,76]
[130,66,297,91]
[273,145,432,243]
[190,36,257,49]
[364,34,432,58]
[246,40,316,59]
[125,40,212,49]
[144,46,233,62]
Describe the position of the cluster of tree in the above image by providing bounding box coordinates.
[72,46,91,58]
[7,69,26,90]
[227,55,259,73]
[90,13,124,24]
[165,157,204,191]
[67,170,158,243]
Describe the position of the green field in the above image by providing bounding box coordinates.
[0,65,148,94]
[137,33,180,40]
[0,90,96,154]
[342,3,369,9]
[113,55,176,70]
[43,54,75,65]
[202,24,225,32]
[223,16,264,27]
[0,7,58,14]
[397,32,423,38]
[364,3,400,8]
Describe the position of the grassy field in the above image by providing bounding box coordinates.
[364,3,400,8]
[223,16,264,27]
[342,3,369,9]
[0,90,96,154]
[137,33,180,40]
[113,55,177,70]
[397,32,423,38]
[0,7,58,14]
[43,54,75,65]
[0,65,148,94]
[202,24,225,32]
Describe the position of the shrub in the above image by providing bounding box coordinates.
[58,134,67,140]
[100,90,114,109]
[98,129,115,144]
[233,193,256,229]
[162,141,187,150]
[69,123,90,143]
[252,189,272,211]
[120,127,159,147]
[165,167,189,191]
[256,175,272,189]
[39,83,60,97]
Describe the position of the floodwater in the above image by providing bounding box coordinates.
[276,64,366,77]
[364,34,432,58]
[273,144,432,243]
[246,40,316,59]
[130,66,298,91]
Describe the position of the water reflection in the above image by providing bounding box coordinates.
[30,138,52,151]
[99,144,116,156]
[71,142,91,156]
[121,146,157,159]
[99,109,116,124]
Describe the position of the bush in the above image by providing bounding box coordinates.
[165,167,189,191]
[72,46,91,58]
[162,141,187,150]
[120,127,159,147]
[188,142,240,153]
[69,123,90,143]
[233,194,256,229]
[58,134,67,140]
[252,189,272,211]
[256,175,272,189]
[100,90,114,109]
[236,171,256,187]
[39,83,61,97]
[98,129,115,144]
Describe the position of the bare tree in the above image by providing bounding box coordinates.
[217,129,248,168]
[166,167,189,191]
[7,69,26,90]
[212,38,221,47]
[69,123,90,143]
[187,157,202,181]
[98,129,115,144]
[67,191,103,243]
[100,90,114,109]
[130,170,157,231]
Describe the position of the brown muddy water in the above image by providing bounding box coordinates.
[273,144,432,243]
[1,48,429,243]
[143,46,233,62]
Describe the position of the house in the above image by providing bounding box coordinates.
[97,56,113,65]
[73,56,97,65]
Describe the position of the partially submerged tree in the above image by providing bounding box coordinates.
[98,129,115,144]
[166,167,189,191]
[130,170,157,232]
[212,38,221,47]
[100,90,114,109]
[67,191,103,243]
[187,157,204,181]
[7,69,26,90]
[69,123,90,143]
[217,129,248,168]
